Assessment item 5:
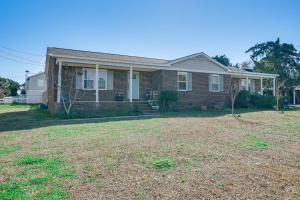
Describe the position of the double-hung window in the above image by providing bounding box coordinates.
[98,70,107,90]
[209,74,224,92]
[211,74,220,92]
[83,69,94,89]
[178,72,188,91]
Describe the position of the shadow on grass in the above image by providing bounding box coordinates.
[0,104,285,132]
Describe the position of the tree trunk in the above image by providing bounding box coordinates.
[232,100,234,116]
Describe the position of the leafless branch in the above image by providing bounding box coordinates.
[229,83,240,116]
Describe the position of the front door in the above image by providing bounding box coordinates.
[128,72,139,100]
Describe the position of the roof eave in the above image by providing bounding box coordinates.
[48,53,171,67]
[230,71,279,78]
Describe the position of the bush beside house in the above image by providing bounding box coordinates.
[250,94,275,109]
[159,91,178,112]
[235,91,281,109]
[235,91,251,108]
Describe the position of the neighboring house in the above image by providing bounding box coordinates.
[25,72,46,104]
[45,47,278,114]
[293,86,300,105]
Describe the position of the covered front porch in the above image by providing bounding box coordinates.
[230,72,277,95]
[55,58,160,111]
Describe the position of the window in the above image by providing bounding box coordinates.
[178,72,187,91]
[210,74,220,92]
[240,79,255,93]
[98,70,107,90]
[83,69,94,89]
[240,79,248,91]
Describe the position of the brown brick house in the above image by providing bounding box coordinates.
[45,47,278,114]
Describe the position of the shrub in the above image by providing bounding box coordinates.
[235,90,251,108]
[153,158,176,169]
[159,91,178,112]
[278,96,289,109]
[250,94,275,109]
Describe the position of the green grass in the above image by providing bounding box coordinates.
[242,134,269,149]
[153,158,176,169]
[0,145,21,156]
[34,188,67,200]
[28,177,50,185]
[16,155,46,165]
[0,104,32,109]
[216,182,225,190]
[0,155,75,200]
[0,183,28,200]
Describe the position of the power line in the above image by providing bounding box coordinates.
[0,55,44,67]
[0,49,43,65]
[0,46,44,57]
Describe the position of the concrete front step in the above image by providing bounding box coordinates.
[134,102,159,114]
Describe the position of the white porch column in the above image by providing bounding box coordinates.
[95,64,99,102]
[260,77,263,95]
[57,61,62,103]
[246,76,249,91]
[273,78,276,96]
[294,88,296,105]
[129,66,133,102]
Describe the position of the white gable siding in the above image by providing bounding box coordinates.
[26,73,46,91]
[171,55,227,73]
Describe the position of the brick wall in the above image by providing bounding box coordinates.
[158,70,231,109]
[55,102,135,114]
[47,58,242,114]
[152,70,162,91]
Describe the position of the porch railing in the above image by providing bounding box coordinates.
[145,90,159,110]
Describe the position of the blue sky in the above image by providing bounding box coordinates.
[0,0,300,83]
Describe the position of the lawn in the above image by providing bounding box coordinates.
[0,104,299,199]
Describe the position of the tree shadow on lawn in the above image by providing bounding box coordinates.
[0,106,272,132]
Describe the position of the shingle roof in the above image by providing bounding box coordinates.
[47,47,170,65]
[227,66,245,73]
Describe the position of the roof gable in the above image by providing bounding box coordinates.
[170,53,228,73]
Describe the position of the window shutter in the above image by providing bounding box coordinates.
[107,71,114,90]
[188,72,192,90]
[209,74,212,92]
[76,68,83,89]
[220,75,224,92]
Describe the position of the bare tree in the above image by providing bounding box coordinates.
[58,69,79,117]
[239,60,252,70]
[229,82,240,116]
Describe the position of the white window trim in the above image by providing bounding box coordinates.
[178,72,188,91]
[82,68,108,90]
[82,68,95,90]
[98,69,108,90]
[210,74,221,92]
